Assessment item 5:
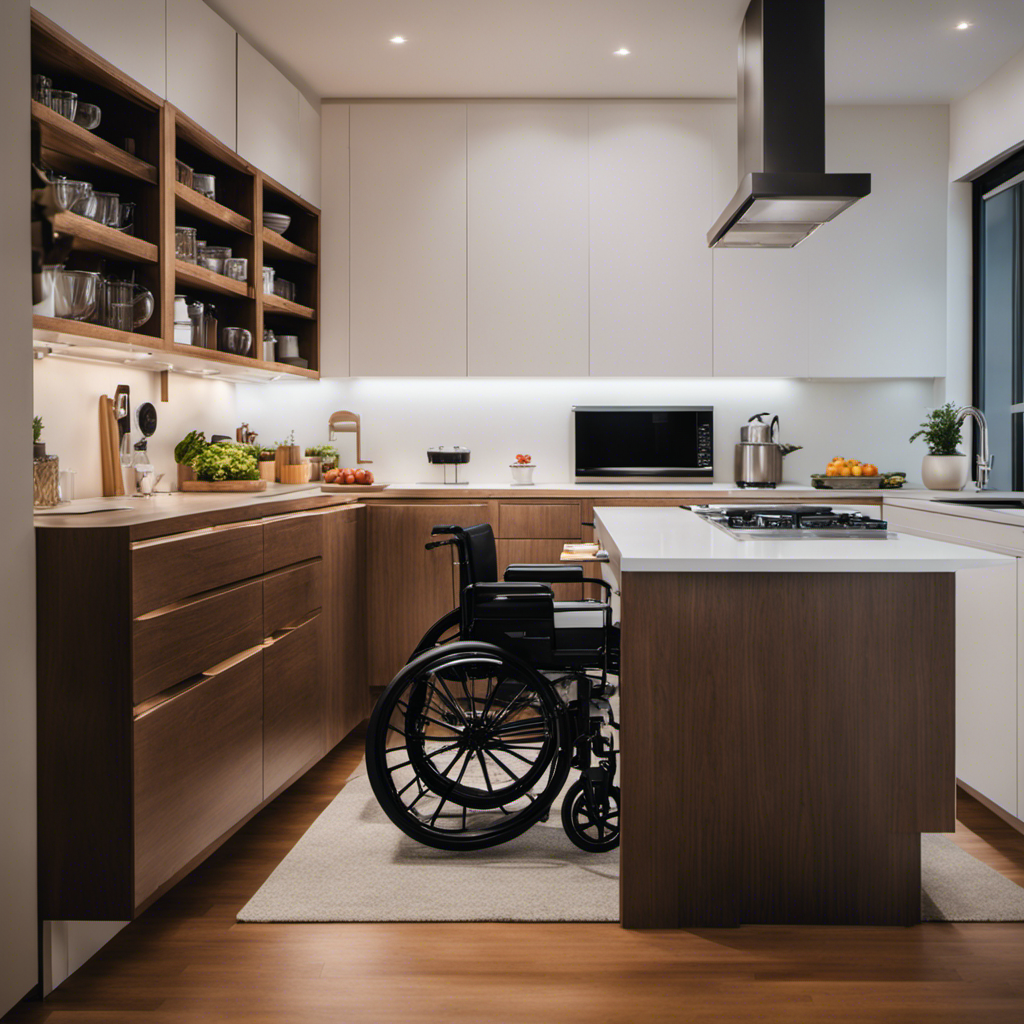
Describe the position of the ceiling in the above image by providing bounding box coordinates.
[204,0,1024,103]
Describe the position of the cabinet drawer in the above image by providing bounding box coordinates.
[133,578,264,705]
[883,503,1024,556]
[264,512,324,572]
[132,521,263,615]
[499,503,582,539]
[264,616,324,797]
[265,560,323,636]
[133,649,263,907]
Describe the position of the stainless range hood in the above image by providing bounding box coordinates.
[707,0,870,249]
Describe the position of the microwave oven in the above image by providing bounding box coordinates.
[572,406,714,483]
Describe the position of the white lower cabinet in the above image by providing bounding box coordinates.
[884,501,1020,819]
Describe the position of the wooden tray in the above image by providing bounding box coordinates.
[811,474,885,489]
[180,480,267,492]
[320,483,389,493]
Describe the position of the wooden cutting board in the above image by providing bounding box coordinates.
[180,480,268,492]
[98,396,125,497]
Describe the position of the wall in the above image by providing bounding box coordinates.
[33,358,238,499]
[950,43,1024,181]
[236,376,938,485]
[2,0,37,1013]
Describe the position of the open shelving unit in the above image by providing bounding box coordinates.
[30,9,320,383]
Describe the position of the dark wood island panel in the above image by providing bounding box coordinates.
[619,571,955,928]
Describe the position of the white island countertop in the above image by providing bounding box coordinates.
[594,505,1014,573]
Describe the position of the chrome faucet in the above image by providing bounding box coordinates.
[956,406,993,491]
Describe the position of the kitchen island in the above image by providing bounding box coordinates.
[594,506,1011,928]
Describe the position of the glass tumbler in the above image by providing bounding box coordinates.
[48,90,78,121]
[175,226,198,263]
[223,257,248,281]
[262,265,275,294]
[32,74,52,105]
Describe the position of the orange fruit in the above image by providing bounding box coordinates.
[851,465,863,477]
[840,466,852,477]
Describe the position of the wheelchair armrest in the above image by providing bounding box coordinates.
[504,563,583,583]
[464,581,555,599]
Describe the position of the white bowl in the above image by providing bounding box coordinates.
[263,213,291,234]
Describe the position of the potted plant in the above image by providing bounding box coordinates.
[909,403,968,490]
[510,453,536,485]
[33,415,45,458]
[173,429,206,489]
[256,445,277,483]
[304,443,338,482]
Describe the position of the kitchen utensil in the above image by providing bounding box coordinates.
[276,333,299,358]
[223,257,248,281]
[99,395,125,497]
[101,280,154,331]
[262,265,275,293]
[427,445,471,485]
[175,225,198,262]
[175,159,193,188]
[92,192,119,228]
[328,410,373,465]
[53,269,100,321]
[33,265,60,317]
[263,212,291,234]
[72,102,102,130]
[280,463,311,485]
[173,294,191,345]
[32,74,52,105]
[221,327,253,356]
[203,302,218,348]
[188,300,204,346]
[262,329,277,362]
[739,412,779,444]
[192,173,216,199]
[48,90,77,121]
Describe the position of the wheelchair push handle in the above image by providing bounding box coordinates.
[425,537,456,551]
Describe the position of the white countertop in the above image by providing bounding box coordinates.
[593,505,1013,573]
[883,492,1024,527]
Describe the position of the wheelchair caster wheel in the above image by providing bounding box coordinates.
[561,779,620,852]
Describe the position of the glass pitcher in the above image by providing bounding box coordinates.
[101,279,154,332]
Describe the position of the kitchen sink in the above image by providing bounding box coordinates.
[933,498,1024,510]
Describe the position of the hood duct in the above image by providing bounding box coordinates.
[707,0,870,249]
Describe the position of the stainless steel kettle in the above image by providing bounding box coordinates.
[734,413,801,488]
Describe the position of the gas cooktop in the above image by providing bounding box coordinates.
[690,505,892,539]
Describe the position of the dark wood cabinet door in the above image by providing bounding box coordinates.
[322,507,367,750]
[264,615,324,798]
[133,649,264,908]
[264,511,323,573]
[365,503,490,690]
[264,560,323,636]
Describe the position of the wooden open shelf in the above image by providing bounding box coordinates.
[34,101,159,184]
[52,210,158,263]
[261,292,316,319]
[262,228,316,265]
[31,10,320,382]
[174,182,253,234]
[175,259,252,299]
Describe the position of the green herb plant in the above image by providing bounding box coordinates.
[304,444,338,459]
[192,442,259,482]
[909,403,963,457]
[174,430,207,466]
[33,416,43,443]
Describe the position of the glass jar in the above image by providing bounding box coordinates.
[175,225,198,263]
[187,300,204,346]
[262,265,275,294]
[33,454,60,508]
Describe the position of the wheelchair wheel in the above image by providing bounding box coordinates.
[561,779,620,853]
[367,642,571,851]
[408,608,461,662]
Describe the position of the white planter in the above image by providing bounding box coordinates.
[510,464,536,485]
[921,454,969,491]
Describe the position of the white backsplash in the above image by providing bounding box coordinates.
[236,376,942,486]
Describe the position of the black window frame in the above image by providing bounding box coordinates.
[973,147,1024,491]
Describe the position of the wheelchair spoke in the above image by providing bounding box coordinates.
[489,739,540,766]
[386,759,413,772]
[475,750,495,793]
[487,682,531,727]
[478,667,511,721]
[483,747,523,782]
[430,674,470,726]
[420,740,462,762]
[493,716,549,737]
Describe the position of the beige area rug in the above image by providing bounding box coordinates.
[237,768,1024,924]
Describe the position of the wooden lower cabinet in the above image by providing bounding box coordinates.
[134,650,264,906]
[264,616,325,797]
[365,502,491,689]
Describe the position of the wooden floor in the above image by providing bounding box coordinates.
[6,725,1024,1024]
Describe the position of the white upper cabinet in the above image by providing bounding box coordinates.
[298,94,321,207]
[32,0,166,98]
[319,104,348,377]
[349,104,467,377]
[588,103,721,377]
[236,35,299,191]
[166,0,236,148]
[467,104,589,377]
[803,106,949,378]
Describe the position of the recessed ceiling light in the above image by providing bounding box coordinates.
[613,47,631,56]
[955,20,972,30]
[390,35,407,44]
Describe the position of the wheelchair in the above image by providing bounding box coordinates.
[365,523,621,853]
